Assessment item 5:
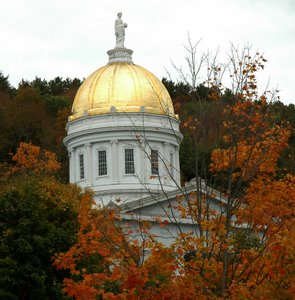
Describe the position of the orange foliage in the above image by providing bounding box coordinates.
[54,183,295,299]
[54,194,224,299]
[54,104,294,299]
[207,97,295,298]
[210,100,291,181]
[53,53,295,299]
[54,194,142,299]
[11,142,61,174]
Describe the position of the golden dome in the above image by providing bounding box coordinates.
[69,62,175,121]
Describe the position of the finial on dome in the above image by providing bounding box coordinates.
[107,12,133,64]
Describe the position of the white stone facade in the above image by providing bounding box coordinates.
[64,112,182,206]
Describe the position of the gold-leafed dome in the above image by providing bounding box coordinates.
[69,62,175,121]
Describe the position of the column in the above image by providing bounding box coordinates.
[163,142,169,184]
[175,146,181,185]
[85,143,93,186]
[140,139,147,183]
[111,140,119,183]
[69,148,76,183]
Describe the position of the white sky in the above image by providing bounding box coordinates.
[0,0,294,103]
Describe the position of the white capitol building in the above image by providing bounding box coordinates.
[64,14,182,206]
[63,14,221,246]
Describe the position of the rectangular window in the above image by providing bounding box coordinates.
[79,154,85,180]
[125,149,135,174]
[151,150,159,175]
[170,152,174,178]
[98,150,107,176]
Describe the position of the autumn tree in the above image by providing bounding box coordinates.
[53,43,295,299]
[0,143,82,299]
[171,43,295,297]
[0,75,82,181]
[54,192,181,299]
[172,44,295,297]
[208,98,294,297]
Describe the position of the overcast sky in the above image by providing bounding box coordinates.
[1,0,294,103]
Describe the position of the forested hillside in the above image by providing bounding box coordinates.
[0,72,82,181]
[1,72,294,185]
[165,78,295,186]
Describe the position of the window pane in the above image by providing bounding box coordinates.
[98,150,107,176]
[125,149,135,174]
[79,154,85,180]
[151,150,159,175]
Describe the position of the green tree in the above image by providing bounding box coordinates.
[0,72,14,94]
[30,77,50,96]
[0,144,81,299]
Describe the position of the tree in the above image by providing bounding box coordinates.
[0,71,14,94]
[176,43,295,297]
[54,121,294,298]
[54,194,178,299]
[10,141,61,175]
[53,43,295,299]
[0,143,81,299]
[0,74,81,181]
[0,84,51,160]
[209,98,294,296]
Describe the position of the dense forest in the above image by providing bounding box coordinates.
[0,66,295,299]
[1,71,295,183]
[0,72,82,181]
[163,78,295,189]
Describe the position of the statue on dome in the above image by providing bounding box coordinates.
[115,12,127,48]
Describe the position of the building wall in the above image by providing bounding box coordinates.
[65,112,182,206]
